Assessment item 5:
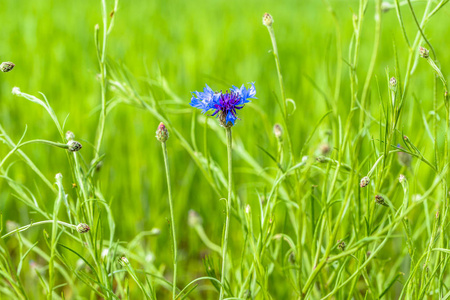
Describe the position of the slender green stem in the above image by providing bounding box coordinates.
[1,220,76,239]
[94,0,109,158]
[162,142,178,299]
[219,127,232,300]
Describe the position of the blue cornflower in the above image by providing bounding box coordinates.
[190,83,256,127]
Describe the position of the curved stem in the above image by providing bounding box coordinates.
[162,142,177,299]
[219,127,232,300]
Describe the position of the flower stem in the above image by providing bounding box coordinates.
[219,127,232,300]
[161,141,177,299]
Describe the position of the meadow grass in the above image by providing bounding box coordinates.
[1,0,450,299]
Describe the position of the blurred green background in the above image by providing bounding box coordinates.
[1,0,450,298]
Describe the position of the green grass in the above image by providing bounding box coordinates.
[1,0,450,298]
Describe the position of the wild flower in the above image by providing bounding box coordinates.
[189,83,256,127]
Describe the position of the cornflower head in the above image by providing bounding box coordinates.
[189,83,256,128]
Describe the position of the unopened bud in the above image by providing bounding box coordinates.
[375,194,388,206]
[389,77,397,92]
[67,140,82,152]
[156,122,169,142]
[188,209,202,227]
[337,240,346,251]
[12,87,21,95]
[1,62,15,72]
[245,204,251,214]
[419,46,429,58]
[273,123,283,140]
[360,176,370,188]
[319,143,331,156]
[399,174,406,183]
[118,256,129,266]
[65,131,75,141]
[262,13,273,27]
[76,223,90,233]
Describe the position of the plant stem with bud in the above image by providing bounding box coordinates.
[157,123,177,299]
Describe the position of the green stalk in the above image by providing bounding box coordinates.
[161,141,178,299]
[219,127,232,300]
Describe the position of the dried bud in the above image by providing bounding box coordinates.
[1,62,15,72]
[262,13,273,27]
[65,131,75,141]
[156,122,169,142]
[188,209,202,227]
[360,176,370,188]
[273,123,283,140]
[67,140,82,152]
[118,256,129,266]
[419,46,429,58]
[337,240,346,251]
[436,211,440,219]
[375,194,388,206]
[76,223,90,233]
[399,174,406,183]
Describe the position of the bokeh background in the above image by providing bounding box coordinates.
[1,0,450,298]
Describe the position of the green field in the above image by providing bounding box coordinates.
[1,0,450,299]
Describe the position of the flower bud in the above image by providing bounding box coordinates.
[156,122,169,142]
[273,123,283,140]
[188,209,202,227]
[399,174,406,183]
[66,131,75,141]
[12,87,21,95]
[245,204,251,214]
[337,240,346,251]
[389,77,397,92]
[76,223,90,233]
[55,173,63,180]
[0,62,15,72]
[419,46,429,58]
[118,256,129,266]
[360,176,370,188]
[262,13,273,27]
[319,143,331,156]
[375,194,388,206]
[67,140,82,152]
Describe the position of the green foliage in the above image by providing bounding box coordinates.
[1,0,450,298]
